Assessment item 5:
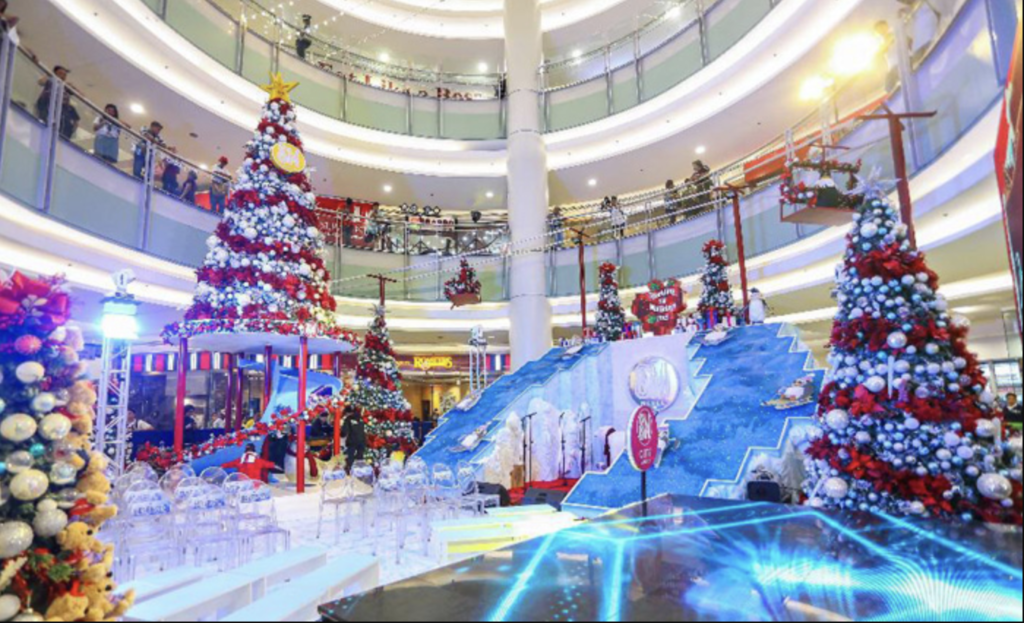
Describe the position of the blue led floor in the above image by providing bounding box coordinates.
[321,496,1023,622]
[415,343,606,472]
[566,325,824,512]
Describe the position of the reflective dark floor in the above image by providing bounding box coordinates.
[320,496,1023,622]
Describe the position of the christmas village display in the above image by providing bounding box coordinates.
[0,272,133,621]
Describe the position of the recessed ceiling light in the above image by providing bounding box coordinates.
[572,49,583,59]
[478,62,489,73]
[588,179,598,187]
[383,184,393,193]
[199,163,209,171]
[380,52,392,63]
[129,103,145,114]
[486,191,495,199]
[695,146,707,155]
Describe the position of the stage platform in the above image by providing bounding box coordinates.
[320,496,1022,622]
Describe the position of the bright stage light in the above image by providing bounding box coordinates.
[800,75,834,102]
[829,32,884,76]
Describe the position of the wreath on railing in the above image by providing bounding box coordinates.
[780,158,864,211]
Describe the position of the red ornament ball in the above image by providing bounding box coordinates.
[15,335,43,356]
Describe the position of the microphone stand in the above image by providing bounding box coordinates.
[579,416,592,476]
[520,412,537,488]
[558,413,567,487]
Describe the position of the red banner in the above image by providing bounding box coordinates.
[631,279,687,336]
[995,22,1022,335]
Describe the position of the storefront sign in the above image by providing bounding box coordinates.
[271,142,306,174]
[995,22,1022,333]
[627,406,659,473]
[631,279,687,336]
[412,356,455,371]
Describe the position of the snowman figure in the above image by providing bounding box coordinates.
[748,288,769,325]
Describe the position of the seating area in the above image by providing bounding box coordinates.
[109,463,291,582]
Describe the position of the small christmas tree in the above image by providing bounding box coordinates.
[348,306,417,465]
[163,74,356,346]
[804,185,1022,524]
[596,263,625,342]
[697,240,736,324]
[445,258,483,308]
[0,271,132,620]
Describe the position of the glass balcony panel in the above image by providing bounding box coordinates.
[241,32,273,86]
[547,79,608,132]
[911,0,1001,167]
[545,51,608,92]
[705,0,772,62]
[146,191,218,266]
[652,210,721,282]
[410,97,441,139]
[640,24,703,101]
[985,0,1018,81]
[51,140,142,248]
[279,51,343,119]
[345,81,409,135]
[165,0,239,71]
[0,107,44,208]
[611,65,640,114]
[140,0,162,11]
[443,98,503,140]
[638,2,701,57]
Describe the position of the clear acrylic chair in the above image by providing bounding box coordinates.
[400,467,433,553]
[317,466,351,545]
[236,480,290,563]
[457,462,500,515]
[350,461,377,538]
[159,464,197,496]
[173,477,238,571]
[116,481,180,582]
[431,464,461,522]
[125,462,159,482]
[200,466,230,488]
[372,470,406,563]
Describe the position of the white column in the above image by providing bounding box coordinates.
[505,0,552,371]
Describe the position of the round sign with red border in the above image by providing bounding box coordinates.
[627,405,659,472]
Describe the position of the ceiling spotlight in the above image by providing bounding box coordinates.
[478,62,489,73]
[380,52,391,63]
[588,179,598,187]
[572,49,583,59]
[667,5,683,18]
[129,103,145,114]
[486,191,495,199]
[383,184,393,193]
[695,145,707,155]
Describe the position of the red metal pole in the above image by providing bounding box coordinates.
[174,338,189,456]
[225,354,236,431]
[263,345,273,412]
[578,235,588,331]
[889,117,917,250]
[731,192,750,319]
[235,361,245,432]
[297,337,309,494]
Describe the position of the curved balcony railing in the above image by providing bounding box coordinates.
[133,0,789,138]
[539,0,779,132]
[0,0,1015,303]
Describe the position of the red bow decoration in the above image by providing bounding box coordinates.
[0,272,70,331]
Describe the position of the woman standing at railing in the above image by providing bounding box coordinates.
[92,103,122,164]
[664,180,682,225]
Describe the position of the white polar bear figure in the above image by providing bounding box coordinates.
[528,398,563,483]
[483,412,525,489]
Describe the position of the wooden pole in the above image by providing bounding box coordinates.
[859,107,937,251]
[297,336,309,494]
[569,228,592,332]
[715,183,753,320]
[174,338,189,456]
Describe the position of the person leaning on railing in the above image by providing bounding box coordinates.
[549,207,566,249]
[210,156,231,214]
[93,103,123,164]
[664,180,682,225]
[685,160,713,215]
[36,65,80,140]
[133,120,166,179]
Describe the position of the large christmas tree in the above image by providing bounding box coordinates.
[804,187,1022,524]
[348,306,417,466]
[0,272,132,620]
[163,74,355,345]
[697,240,736,323]
[595,262,626,342]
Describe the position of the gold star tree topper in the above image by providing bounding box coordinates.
[261,73,299,103]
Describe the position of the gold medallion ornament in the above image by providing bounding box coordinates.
[261,72,299,103]
[271,142,307,174]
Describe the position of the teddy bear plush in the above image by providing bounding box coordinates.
[56,524,106,558]
[45,594,89,622]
